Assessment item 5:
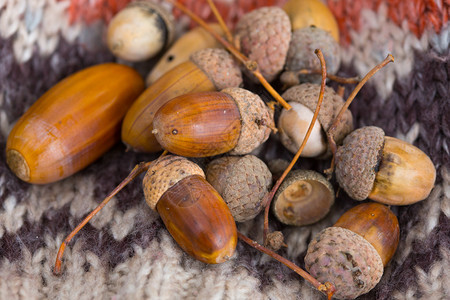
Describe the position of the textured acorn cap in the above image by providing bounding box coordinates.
[280,83,353,157]
[273,169,334,226]
[234,6,291,82]
[282,26,341,84]
[221,87,274,155]
[190,48,243,89]
[142,155,205,210]
[335,126,385,200]
[305,226,384,299]
[206,155,272,222]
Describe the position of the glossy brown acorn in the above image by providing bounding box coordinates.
[152,88,274,157]
[6,63,144,184]
[305,202,400,299]
[143,155,237,263]
[121,48,243,153]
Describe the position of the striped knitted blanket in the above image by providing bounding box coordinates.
[0,0,448,299]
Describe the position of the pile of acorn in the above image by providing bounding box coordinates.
[5,1,436,299]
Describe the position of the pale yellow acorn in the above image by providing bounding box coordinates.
[283,0,340,42]
[335,126,436,205]
[107,1,175,62]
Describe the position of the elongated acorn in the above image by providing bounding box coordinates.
[206,155,272,222]
[146,23,225,85]
[122,48,243,153]
[273,169,334,226]
[283,0,340,42]
[335,126,436,205]
[143,155,237,263]
[6,63,144,184]
[152,87,274,157]
[278,83,353,157]
[305,202,400,299]
[107,1,175,62]
[234,6,291,82]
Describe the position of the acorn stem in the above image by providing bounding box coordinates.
[205,0,233,43]
[296,69,361,84]
[325,54,394,177]
[168,0,291,111]
[263,49,327,244]
[53,150,168,275]
[237,231,335,299]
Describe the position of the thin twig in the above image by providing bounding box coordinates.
[206,0,233,43]
[263,49,328,244]
[238,231,336,299]
[296,69,361,84]
[53,151,168,275]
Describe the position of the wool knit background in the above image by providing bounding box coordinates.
[0,0,449,299]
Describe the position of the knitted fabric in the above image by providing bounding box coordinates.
[0,1,448,299]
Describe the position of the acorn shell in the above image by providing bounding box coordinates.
[305,226,384,299]
[279,83,353,157]
[107,1,175,62]
[282,26,341,85]
[142,155,205,210]
[234,6,291,82]
[221,87,275,155]
[335,126,385,200]
[273,169,334,226]
[206,155,272,222]
[190,48,243,90]
[152,91,242,157]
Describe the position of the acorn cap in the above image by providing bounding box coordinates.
[234,6,291,82]
[305,226,384,299]
[190,48,243,89]
[281,83,353,156]
[282,26,341,84]
[273,169,334,226]
[206,155,272,222]
[142,155,205,210]
[221,87,274,155]
[335,126,385,200]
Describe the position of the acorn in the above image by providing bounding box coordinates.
[107,1,175,62]
[6,63,144,184]
[143,155,237,264]
[280,26,341,87]
[272,169,334,226]
[206,155,272,222]
[277,83,353,157]
[152,87,275,157]
[234,6,291,82]
[283,0,340,42]
[305,202,400,299]
[335,126,436,205]
[122,48,243,153]
[146,23,225,85]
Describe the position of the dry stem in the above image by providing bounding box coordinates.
[238,231,335,299]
